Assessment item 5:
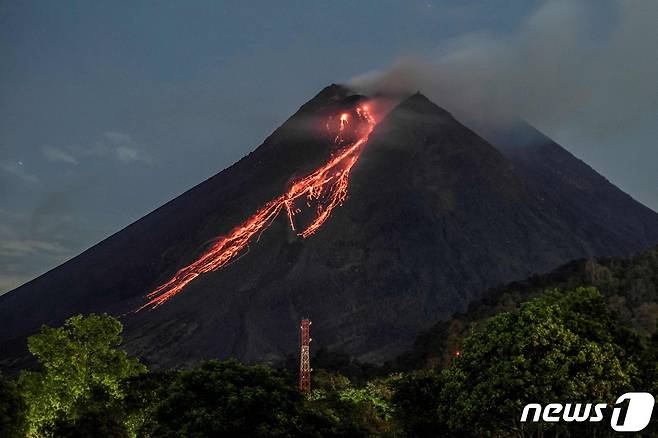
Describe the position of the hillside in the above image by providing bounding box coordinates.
[1,86,658,371]
[393,245,658,370]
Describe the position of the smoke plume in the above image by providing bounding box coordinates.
[350,0,658,137]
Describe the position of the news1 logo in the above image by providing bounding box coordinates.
[520,392,655,432]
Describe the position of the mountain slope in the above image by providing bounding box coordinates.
[0,84,362,364]
[481,121,658,253]
[392,245,658,371]
[1,87,657,370]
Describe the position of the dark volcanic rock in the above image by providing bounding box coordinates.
[481,121,658,254]
[1,88,657,370]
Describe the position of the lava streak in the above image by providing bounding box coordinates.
[138,105,375,311]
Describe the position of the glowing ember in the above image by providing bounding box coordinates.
[138,104,375,310]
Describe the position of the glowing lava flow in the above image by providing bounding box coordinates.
[138,105,375,311]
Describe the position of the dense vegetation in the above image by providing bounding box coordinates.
[1,247,657,437]
[392,246,658,370]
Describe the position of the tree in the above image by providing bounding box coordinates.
[144,359,306,437]
[0,373,27,438]
[50,409,129,438]
[304,370,396,437]
[391,371,447,437]
[440,288,639,437]
[121,369,176,435]
[19,314,146,436]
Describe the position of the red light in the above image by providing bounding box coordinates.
[138,106,376,310]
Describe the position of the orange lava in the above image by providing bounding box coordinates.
[138,105,375,310]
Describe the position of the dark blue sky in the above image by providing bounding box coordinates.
[1,0,656,293]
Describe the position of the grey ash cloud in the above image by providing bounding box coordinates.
[352,0,658,138]
[350,0,658,212]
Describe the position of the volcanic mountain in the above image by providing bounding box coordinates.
[1,85,658,369]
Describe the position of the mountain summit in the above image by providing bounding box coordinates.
[1,86,657,369]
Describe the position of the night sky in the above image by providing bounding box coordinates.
[1,0,656,294]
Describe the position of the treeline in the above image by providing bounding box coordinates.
[392,245,658,371]
[2,286,657,437]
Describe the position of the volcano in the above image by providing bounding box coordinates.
[1,85,658,369]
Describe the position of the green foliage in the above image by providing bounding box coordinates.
[305,370,397,436]
[50,408,129,438]
[390,371,446,437]
[143,359,305,437]
[338,382,394,422]
[311,369,352,393]
[440,288,638,436]
[4,263,657,438]
[0,373,27,438]
[394,246,658,370]
[121,370,175,435]
[18,314,146,437]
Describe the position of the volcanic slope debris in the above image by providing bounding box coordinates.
[1,85,657,370]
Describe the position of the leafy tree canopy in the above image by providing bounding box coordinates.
[440,288,640,436]
[0,372,27,438]
[144,359,305,437]
[18,314,145,437]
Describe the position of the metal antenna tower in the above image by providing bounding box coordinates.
[299,318,311,393]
